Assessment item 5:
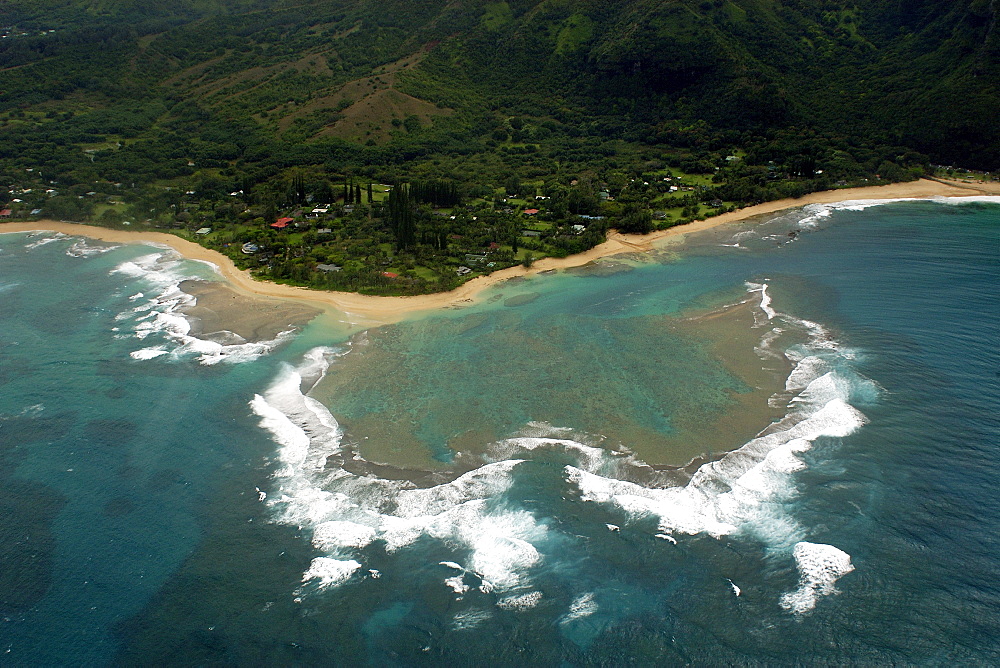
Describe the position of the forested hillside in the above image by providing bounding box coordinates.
[0,0,996,293]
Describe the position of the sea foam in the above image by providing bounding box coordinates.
[66,238,119,257]
[779,542,855,614]
[112,251,292,365]
[24,233,66,249]
[253,348,549,603]
[563,281,865,607]
[255,282,866,613]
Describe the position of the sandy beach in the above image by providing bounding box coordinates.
[178,279,320,342]
[2,177,997,326]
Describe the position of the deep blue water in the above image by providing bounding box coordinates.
[1,199,997,664]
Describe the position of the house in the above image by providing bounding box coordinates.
[465,254,487,264]
[571,224,586,234]
[0,209,11,218]
[316,263,342,272]
[30,209,42,215]
[382,271,399,278]
[317,228,332,235]
[195,227,212,235]
[271,217,294,229]
[523,208,539,215]
[522,230,540,237]
[241,242,259,254]
[456,266,472,276]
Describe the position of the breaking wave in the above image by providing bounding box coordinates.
[254,282,873,616]
[791,196,1000,230]
[66,238,119,257]
[24,232,67,249]
[111,250,292,365]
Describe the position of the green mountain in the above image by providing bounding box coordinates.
[0,0,996,293]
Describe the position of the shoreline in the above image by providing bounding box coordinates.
[3,178,997,325]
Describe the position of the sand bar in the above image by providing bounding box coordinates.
[178,279,320,342]
[2,178,997,325]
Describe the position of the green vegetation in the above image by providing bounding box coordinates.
[0,0,996,294]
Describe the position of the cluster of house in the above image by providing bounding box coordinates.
[1,27,56,39]
[268,203,343,231]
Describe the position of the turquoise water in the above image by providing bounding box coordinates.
[1,199,998,664]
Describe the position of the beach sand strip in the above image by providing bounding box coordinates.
[3,178,997,328]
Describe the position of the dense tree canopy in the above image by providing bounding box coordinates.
[0,0,994,293]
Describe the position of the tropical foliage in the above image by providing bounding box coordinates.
[0,0,995,293]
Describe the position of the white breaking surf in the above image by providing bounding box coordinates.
[254,281,869,615]
[111,250,293,365]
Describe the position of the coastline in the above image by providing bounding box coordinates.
[2,178,997,325]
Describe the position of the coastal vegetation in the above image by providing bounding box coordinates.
[0,0,996,294]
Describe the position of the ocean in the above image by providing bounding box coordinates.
[1,198,998,664]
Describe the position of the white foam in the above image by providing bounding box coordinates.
[312,521,377,551]
[496,591,542,610]
[491,433,615,474]
[561,592,598,623]
[933,195,1000,205]
[300,557,362,592]
[254,348,550,602]
[130,347,170,360]
[444,575,470,594]
[564,287,867,604]
[258,277,870,612]
[66,238,118,257]
[567,390,864,548]
[779,542,854,613]
[451,608,492,630]
[24,233,66,249]
[112,251,295,365]
[746,281,776,320]
[785,355,828,393]
[787,197,1000,233]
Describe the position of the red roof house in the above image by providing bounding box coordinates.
[271,217,294,229]
[382,271,399,279]
[523,208,539,215]
[0,209,11,218]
